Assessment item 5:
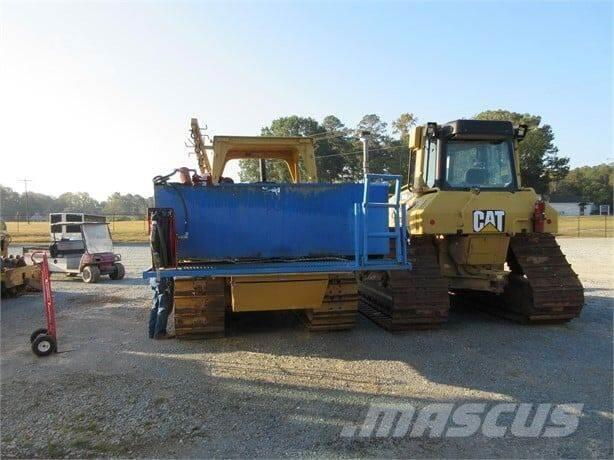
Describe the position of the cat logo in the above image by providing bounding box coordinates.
[473,210,505,232]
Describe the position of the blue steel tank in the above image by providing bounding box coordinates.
[146,175,408,339]
[153,181,390,261]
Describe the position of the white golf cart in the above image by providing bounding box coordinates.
[24,221,125,283]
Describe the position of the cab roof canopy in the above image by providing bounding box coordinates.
[190,118,318,184]
[210,135,317,184]
[441,119,515,140]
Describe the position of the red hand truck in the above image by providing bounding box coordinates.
[30,252,58,357]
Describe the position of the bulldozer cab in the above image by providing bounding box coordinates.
[191,118,317,184]
[408,120,525,193]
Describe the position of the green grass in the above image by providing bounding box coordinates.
[69,437,91,450]
[6,220,149,243]
[557,215,614,237]
[45,441,68,458]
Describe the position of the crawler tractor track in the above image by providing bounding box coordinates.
[358,236,450,331]
[454,234,584,323]
[175,274,359,338]
[300,273,359,331]
[502,233,584,323]
[173,277,227,339]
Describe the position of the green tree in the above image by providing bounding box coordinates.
[475,110,570,194]
[1,186,64,219]
[102,193,150,218]
[553,164,613,210]
[1,186,154,220]
[237,113,418,184]
[355,114,395,176]
[239,115,325,183]
[391,113,418,185]
[0,186,20,219]
[317,115,361,181]
[27,192,59,215]
[57,192,101,213]
[391,112,418,143]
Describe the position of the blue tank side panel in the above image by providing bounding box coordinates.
[154,183,388,260]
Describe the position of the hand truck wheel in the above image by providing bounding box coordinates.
[30,328,48,343]
[31,334,57,357]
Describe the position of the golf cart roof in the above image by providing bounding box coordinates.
[51,221,109,227]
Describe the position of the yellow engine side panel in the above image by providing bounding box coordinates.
[448,234,510,265]
[230,274,329,312]
[406,189,558,236]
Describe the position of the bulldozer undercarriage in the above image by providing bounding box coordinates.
[358,236,450,331]
[171,234,583,338]
[172,273,358,339]
[359,233,584,331]
[456,233,584,323]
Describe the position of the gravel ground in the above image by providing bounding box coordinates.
[1,239,612,458]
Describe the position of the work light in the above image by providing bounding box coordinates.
[515,124,527,139]
[426,122,437,138]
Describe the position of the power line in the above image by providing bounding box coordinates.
[314,144,407,161]
[310,131,350,142]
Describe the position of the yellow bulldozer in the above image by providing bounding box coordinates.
[1,221,42,298]
[358,119,584,330]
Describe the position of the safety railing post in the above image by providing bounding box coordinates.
[360,173,407,267]
[577,216,580,237]
[353,203,360,268]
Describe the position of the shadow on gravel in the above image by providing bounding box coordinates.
[36,284,611,414]
[118,293,613,457]
[2,261,611,459]
[118,321,613,459]
[51,276,147,287]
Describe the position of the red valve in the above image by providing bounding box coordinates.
[533,200,546,233]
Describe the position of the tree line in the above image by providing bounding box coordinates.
[0,188,152,221]
[552,164,613,210]
[239,113,415,185]
[2,109,611,220]
[240,109,610,201]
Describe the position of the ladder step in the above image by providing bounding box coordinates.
[360,174,407,267]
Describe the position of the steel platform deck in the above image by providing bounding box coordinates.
[143,258,411,279]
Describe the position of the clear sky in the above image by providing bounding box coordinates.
[1,0,611,200]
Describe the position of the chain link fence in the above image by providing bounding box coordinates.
[3,214,613,243]
[4,213,149,243]
[557,215,613,237]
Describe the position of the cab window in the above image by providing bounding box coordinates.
[445,140,515,189]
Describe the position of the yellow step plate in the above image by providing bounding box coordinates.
[230,274,329,312]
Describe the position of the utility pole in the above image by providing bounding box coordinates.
[360,130,371,176]
[18,178,31,224]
